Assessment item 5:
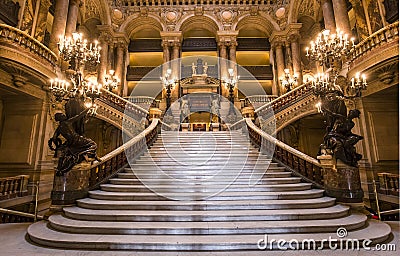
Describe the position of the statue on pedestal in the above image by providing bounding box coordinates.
[318,92,363,167]
[49,108,100,176]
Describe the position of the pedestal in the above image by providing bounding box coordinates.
[50,163,91,207]
[318,156,364,203]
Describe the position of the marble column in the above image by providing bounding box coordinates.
[270,48,278,96]
[285,42,293,74]
[290,35,302,85]
[123,47,129,97]
[332,0,352,35]
[97,36,109,85]
[321,0,337,31]
[115,41,128,96]
[229,42,237,72]
[65,0,81,37]
[171,42,181,100]
[49,0,70,54]
[219,42,228,97]
[274,43,285,96]
[162,41,171,75]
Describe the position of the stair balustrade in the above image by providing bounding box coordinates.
[87,118,160,190]
[0,175,29,201]
[377,172,400,197]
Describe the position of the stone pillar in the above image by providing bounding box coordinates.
[285,42,293,74]
[321,0,337,31]
[30,0,42,36]
[114,38,128,96]
[172,42,181,80]
[274,43,285,96]
[162,41,171,73]
[49,0,70,54]
[33,0,52,43]
[97,28,112,85]
[270,48,278,96]
[332,0,352,35]
[219,42,228,97]
[229,41,238,99]
[65,0,81,37]
[290,35,302,85]
[123,47,129,97]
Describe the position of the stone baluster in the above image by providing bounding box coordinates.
[49,0,70,54]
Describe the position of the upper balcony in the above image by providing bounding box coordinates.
[0,24,57,89]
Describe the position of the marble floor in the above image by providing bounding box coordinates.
[0,222,398,256]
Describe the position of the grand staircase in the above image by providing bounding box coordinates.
[28,130,391,250]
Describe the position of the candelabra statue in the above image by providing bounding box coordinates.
[306,29,367,167]
[48,32,103,175]
[160,68,176,110]
[280,68,298,92]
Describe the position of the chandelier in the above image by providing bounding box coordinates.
[306,29,367,98]
[280,68,298,92]
[50,32,102,104]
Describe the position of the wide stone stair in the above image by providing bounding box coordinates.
[28,131,391,250]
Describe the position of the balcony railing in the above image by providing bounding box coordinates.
[377,172,399,197]
[122,0,281,6]
[0,175,29,201]
[349,21,399,64]
[0,24,57,66]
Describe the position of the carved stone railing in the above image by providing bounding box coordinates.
[0,24,57,66]
[349,21,399,66]
[0,175,29,201]
[243,118,324,187]
[51,118,161,205]
[377,172,399,197]
[87,118,160,189]
[122,0,281,6]
[254,83,318,133]
[99,89,149,117]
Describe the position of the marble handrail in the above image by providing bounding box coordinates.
[244,118,323,187]
[0,24,57,66]
[349,21,399,63]
[86,118,160,189]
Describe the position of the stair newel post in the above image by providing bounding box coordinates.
[318,155,364,204]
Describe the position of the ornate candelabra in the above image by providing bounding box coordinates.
[280,68,298,92]
[50,32,102,105]
[223,68,240,104]
[306,29,367,167]
[104,69,120,91]
[160,68,176,110]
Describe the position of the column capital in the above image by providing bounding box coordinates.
[114,33,129,50]
[97,25,114,44]
[216,30,239,45]
[160,31,182,46]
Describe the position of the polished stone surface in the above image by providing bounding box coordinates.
[0,222,398,255]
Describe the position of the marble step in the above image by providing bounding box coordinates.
[137,156,276,162]
[100,183,313,192]
[117,172,292,179]
[63,204,350,222]
[28,219,391,250]
[109,177,302,185]
[88,189,324,201]
[76,197,336,210]
[48,213,367,235]
[125,166,285,172]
